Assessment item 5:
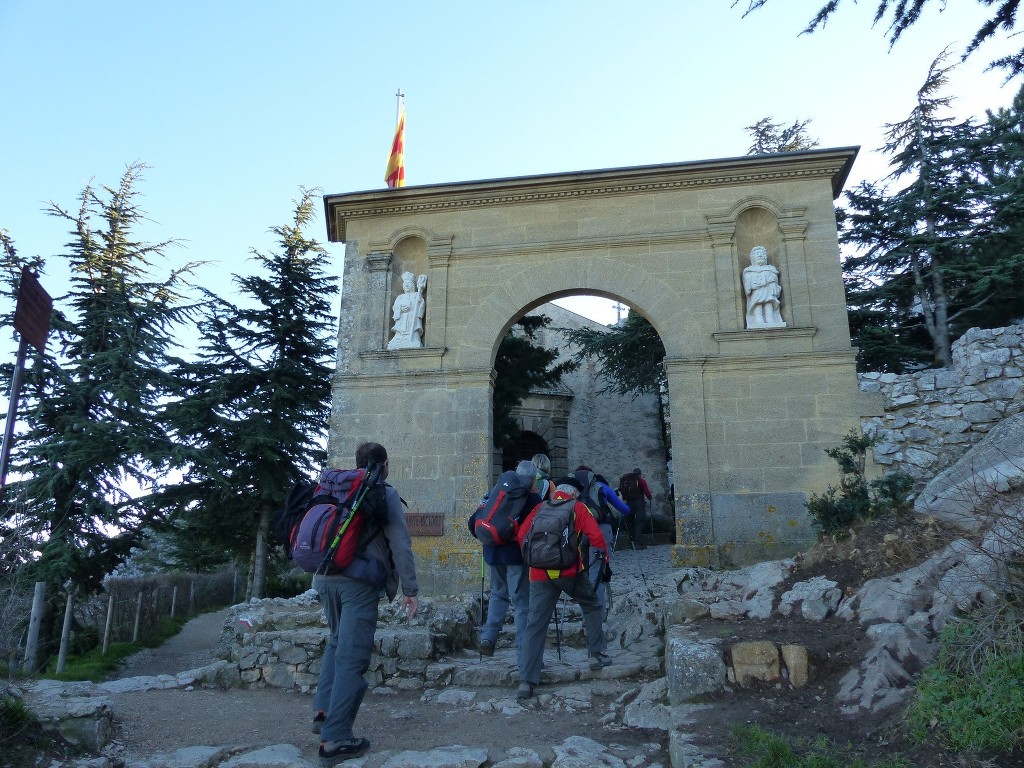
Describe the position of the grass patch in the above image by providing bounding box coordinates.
[42,615,189,682]
[0,696,37,740]
[731,724,909,768]
[906,604,1024,755]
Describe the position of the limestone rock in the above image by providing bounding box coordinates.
[915,412,1024,528]
[730,641,779,686]
[666,631,726,705]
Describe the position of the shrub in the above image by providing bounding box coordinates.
[906,603,1024,754]
[806,430,915,535]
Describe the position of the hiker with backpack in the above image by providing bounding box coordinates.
[618,467,653,549]
[573,466,630,616]
[308,442,419,766]
[467,460,543,659]
[515,475,611,700]
[531,453,555,500]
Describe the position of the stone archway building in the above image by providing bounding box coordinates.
[324,148,877,594]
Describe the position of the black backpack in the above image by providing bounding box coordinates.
[521,497,579,570]
[574,468,612,526]
[472,470,533,546]
[619,472,643,504]
[272,479,319,558]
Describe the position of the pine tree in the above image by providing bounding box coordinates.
[493,315,577,449]
[737,0,1024,76]
[0,163,196,599]
[842,52,1004,368]
[744,117,819,155]
[160,189,337,599]
[560,312,666,399]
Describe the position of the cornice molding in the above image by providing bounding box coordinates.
[325,148,859,242]
[664,349,857,373]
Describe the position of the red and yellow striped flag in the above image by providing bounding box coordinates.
[385,106,405,188]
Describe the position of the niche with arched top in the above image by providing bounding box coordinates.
[735,206,786,327]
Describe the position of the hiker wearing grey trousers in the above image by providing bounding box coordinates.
[312,443,418,766]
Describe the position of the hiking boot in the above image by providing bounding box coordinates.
[319,738,370,766]
[589,653,612,671]
[516,682,534,700]
[311,711,326,734]
[479,641,495,657]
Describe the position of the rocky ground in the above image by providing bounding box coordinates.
[15,520,1024,768]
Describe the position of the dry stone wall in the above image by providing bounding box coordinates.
[860,323,1024,480]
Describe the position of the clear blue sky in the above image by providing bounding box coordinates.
[1,1,1019,335]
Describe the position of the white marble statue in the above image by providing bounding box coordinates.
[743,246,786,329]
[387,271,427,349]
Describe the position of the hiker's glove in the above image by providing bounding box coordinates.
[601,559,612,583]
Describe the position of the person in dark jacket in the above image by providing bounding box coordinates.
[618,466,653,549]
[312,442,419,766]
[467,460,542,660]
[515,476,611,700]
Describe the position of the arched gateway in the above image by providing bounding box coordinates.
[323,148,877,594]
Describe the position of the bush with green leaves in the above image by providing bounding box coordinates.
[806,430,915,535]
[906,603,1024,755]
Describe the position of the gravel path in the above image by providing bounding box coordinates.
[104,546,675,765]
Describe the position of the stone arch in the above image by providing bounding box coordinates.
[463,262,698,369]
[325,149,873,591]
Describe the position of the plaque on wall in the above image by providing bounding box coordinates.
[405,512,445,537]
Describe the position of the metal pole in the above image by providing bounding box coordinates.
[1,338,28,491]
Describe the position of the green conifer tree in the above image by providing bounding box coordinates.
[841,52,1008,368]
[160,189,336,599]
[0,163,196,603]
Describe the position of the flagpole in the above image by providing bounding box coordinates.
[395,88,404,123]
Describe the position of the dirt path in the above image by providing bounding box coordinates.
[105,572,671,765]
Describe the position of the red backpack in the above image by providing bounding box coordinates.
[290,465,388,574]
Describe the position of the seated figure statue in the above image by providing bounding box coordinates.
[742,246,786,329]
[388,271,427,349]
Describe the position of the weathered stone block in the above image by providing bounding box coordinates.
[730,640,779,686]
[781,644,810,688]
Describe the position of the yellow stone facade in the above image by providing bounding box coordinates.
[324,149,878,593]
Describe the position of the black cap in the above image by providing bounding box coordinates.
[554,476,583,493]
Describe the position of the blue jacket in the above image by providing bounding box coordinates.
[598,481,630,516]
[468,491,542,565]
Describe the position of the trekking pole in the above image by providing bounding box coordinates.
[315,461,383,575]
[478,552,485,661]
[557,593,565,663]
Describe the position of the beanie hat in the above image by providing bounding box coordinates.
[554,475,583,493]
[516,460,539,479]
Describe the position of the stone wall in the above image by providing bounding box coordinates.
[860,323,1024,480]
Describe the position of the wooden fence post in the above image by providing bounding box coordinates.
[22,581,46,674]
[55,590,75,673]
[132,591,143,643]
[102,595,114,655]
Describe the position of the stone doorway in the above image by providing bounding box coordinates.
[324,148,878,593]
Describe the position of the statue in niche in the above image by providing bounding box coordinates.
[387,271,427,349]
[743,245,786,329]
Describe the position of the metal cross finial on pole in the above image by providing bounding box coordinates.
[395,88,405,122]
